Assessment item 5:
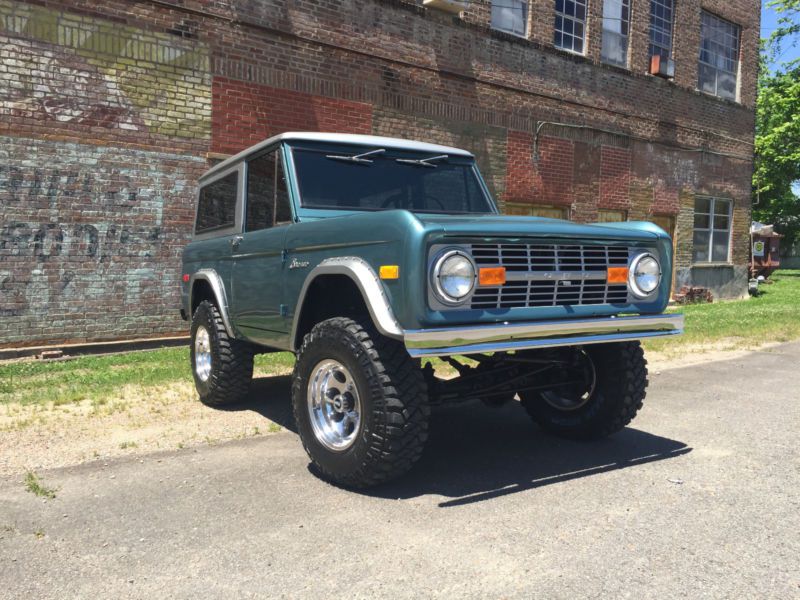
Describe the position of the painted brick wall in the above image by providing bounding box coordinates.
[0,0,759,347]
[0,137,205,346]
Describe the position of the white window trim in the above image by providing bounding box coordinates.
[554,0,588,56]
[693,196,733,264]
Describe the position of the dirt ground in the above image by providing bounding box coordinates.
[0,342,781,476]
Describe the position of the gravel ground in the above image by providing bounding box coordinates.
[0,342,798,598]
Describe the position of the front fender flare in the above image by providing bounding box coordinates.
[290,257,404,351]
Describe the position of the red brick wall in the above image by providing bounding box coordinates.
[599,147,632,210]
[212,77,373,155]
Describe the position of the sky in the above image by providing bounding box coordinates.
[761,1,800,68]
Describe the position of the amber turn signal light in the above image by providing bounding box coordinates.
[379,265,399,280]
[607,266,629,284]
[478,267,506,286]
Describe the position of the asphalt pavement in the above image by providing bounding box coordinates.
[1,342,799,599]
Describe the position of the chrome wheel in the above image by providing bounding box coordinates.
[541,349,597,411]
[307,359,362,451]
[194,325,212,382]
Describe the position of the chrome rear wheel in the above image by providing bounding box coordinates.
[194,325,212,382]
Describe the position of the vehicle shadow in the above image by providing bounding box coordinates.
[220,375,297,432]
[225,375,691,507]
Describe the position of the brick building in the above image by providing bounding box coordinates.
[0,0,758,348]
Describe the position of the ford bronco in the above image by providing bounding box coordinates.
[181,132,683,488]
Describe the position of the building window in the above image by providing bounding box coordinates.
[598,209,627,222]
[505,203,569,219]
[601,0,630,67]
[693,197,732,262]
[491,0,528,37]
[698,12,740,101]
[554,0,587,54]
[649,0,674,62]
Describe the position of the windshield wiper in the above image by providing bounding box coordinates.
[395,154,449,168]
[325,148,385,164]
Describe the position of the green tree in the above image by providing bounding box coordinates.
[754,1,800,252]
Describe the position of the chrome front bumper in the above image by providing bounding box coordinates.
[404,313,684,358]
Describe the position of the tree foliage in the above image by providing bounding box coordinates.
[754,1,800,252]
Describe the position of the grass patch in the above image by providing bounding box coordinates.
[645,269,800,352]
[24,471,57,499]
[2,271,798,410]
[0,348,294,407]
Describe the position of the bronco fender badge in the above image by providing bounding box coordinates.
[288,258,310,270]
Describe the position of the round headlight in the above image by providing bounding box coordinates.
[629,253,661,297]
[433,250,476,304]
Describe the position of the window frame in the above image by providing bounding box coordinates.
[601,0,631,67]
[648,0,675,63]
[554,0,588,55]
[193,162,245,240]
[490,0,530,38]
[693,196,733,264]
[244,145,294,233]
[697,11,741,102]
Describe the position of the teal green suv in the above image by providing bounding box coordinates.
[181,132,683,487]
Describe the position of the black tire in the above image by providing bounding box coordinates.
[292,317,429,488]
[520,342,648,440]
[190,300,254,407]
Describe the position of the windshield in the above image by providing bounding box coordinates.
[290,145,496,214]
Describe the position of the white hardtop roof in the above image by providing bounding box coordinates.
[201,132,474,181]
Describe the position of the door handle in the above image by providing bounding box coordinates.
[230,235,243,249]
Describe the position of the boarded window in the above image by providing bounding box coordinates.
[650,215,675,237]
[196,172,238,234]
[598,209,627,222]
[505,203,568,219]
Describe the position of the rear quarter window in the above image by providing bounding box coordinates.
[196,172,238,234]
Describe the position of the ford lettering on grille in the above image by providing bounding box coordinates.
[470,243,630,309]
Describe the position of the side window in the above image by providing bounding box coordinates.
[246,150,292,231]
[246,152,276,232]
[196,172,238,234]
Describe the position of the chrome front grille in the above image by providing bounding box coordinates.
[471,243,630,309]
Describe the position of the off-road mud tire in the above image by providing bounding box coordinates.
[292,317,430,488]
[520,342,648,440]
[190,300,254,406]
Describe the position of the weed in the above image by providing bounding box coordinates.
[34,528,44,539]
[118,441,138,449]
[24,471,57,499]
[267,422,282,433]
